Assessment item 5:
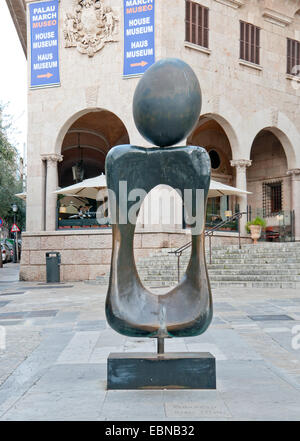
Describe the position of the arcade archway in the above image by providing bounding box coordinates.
[247,129,293,240]
[57,109,129,229]
[188,117,237,227]
[59,109,129,187]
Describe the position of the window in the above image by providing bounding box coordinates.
[240,21,260,65]
[287,38,300,75]
[263,182,282,217]
[209,150,221,169]
[185,1,209,49]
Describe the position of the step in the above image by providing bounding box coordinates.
[207,263,300,269]
[141,254,300,261]
[140,273,300,281]
[142,280,172,287]
[142,280,300,289]
[207,258,300,264]
[148,247,300,255]
[90,277,300,289]
[137,268,300,276]
[209,281,300,289]
[140,253,300,260]
[89,242,300,289]
[142,276,180,282]
[138,259,300,266]
[200,274,300,281]
[207,269,300,275]
[137,265,300,273]
[138,262,300,270]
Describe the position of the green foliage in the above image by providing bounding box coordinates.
[245,217,267,233]
[0,103,25,231]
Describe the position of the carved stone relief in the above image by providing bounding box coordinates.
[63,0,119,57]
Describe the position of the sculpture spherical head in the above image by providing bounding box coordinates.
[133,58,202,147]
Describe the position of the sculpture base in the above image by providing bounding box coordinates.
[107,352,216,390]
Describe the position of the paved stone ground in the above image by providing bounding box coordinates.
[0,263,300,420]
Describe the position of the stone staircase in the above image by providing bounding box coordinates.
[93,242,300,289]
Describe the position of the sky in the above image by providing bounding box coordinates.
[0,2,27,158]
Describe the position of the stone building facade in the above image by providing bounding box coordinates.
[7,0,300,281]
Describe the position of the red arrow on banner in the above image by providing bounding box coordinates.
[130,61,148,68]
[37,72,53,79]
[11,224,20,233]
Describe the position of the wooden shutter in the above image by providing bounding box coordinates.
[240,21,245,60]
[185,1,209,48]
[287,38,300,75]
[240,21,260,65]
[203,6,209,48]
[185,0,190,42]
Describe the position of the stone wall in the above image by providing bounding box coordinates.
[20,230,251,282]
[20,230,189,281]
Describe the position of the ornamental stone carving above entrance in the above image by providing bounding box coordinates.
[63,0,119,57]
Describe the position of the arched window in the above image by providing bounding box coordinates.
[209,149,221,170]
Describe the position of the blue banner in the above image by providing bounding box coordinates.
[29,0,60,88]
[123,0,155,77]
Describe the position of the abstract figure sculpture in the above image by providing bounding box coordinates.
[106,58,215,389]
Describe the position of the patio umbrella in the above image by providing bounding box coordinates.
[208,180,251,197]
[54,174,107,199]
[54,175,250,199]
[59,195,89,207]
[15,192,27,201]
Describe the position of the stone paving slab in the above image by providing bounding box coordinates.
[102,390,165,421]
[19,285,74,290]
[0,292,25,296]
[75,320,107,332]
[249,314,295,321]
[0,264,300,420]
[2,389,106,421]
[0,310,58,320]
[0,286,13,293]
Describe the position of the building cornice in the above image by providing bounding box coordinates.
[262,8,293,28]
[5,0,27,57]
[214,0,244,9]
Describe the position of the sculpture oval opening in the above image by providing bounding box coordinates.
[134,184,190,295]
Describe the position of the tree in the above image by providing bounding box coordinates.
[0,103,25,231]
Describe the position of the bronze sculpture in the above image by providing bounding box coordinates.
[106,58,215,389]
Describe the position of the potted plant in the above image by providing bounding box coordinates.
[245,217,267,244]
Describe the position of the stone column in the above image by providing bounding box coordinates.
[230,159,252,235]
[287,169,300,241]
[41,154,63,231]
